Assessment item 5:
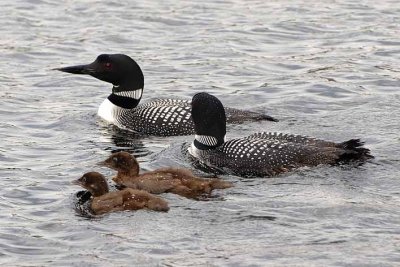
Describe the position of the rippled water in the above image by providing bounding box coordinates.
[1,0,400,266]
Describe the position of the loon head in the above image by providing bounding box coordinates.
[191,92,226,150]
[55,54,144,91]
[72,172,109,197]
[56,54,145,118]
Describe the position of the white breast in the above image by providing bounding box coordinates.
[188,142,200,158]
[97,98,117,124]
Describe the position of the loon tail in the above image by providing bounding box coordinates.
[258,114,279,122]
[243,110,279,122]
[210,179,234,190]
[225,107,279,123]
[337,139,374,162]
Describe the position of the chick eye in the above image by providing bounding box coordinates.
[113,157,118,162]
[105,62,112,68]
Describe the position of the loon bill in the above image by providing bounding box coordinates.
[55,54,278,136]
[188,92,373,177]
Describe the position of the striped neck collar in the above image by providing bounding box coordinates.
[193,134,223,150]
[108,87,143,109]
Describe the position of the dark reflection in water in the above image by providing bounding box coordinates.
[107,126,149,156]
[74,191,95,218]
[1,0,400,266]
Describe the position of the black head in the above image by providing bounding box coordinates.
[191,92,226,147]
[72,172,109,197]
[55,54,144,90]
[98,152,139,175]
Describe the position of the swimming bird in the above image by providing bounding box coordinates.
[72,172,169,215]
[99,151,233,199]
[188,92,373,177]
[55,54,278,136]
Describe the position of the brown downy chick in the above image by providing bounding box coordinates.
[100,152,233,199]
[72,172,169,215]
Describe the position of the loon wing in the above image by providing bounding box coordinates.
[216,137,341,176]
[124,104,194,135]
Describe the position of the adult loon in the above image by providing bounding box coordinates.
[188,92,373,177]
[55,54,278,136]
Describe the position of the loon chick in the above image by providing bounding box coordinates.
[72,172,169,214]
[55,54,278,136]
[188,92,373,177]
[99,151,233,199]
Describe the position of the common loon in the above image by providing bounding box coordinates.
[188,92,373,177]
[99,151,232,199]
[55,54,278,136]
[73,172,169,214]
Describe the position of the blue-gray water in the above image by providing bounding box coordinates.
[1,1,399,266]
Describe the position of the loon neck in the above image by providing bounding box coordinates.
[97,86,143,124]
[108,86,143,109]
[193,134,224,150]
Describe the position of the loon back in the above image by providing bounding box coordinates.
[55,54,278,136]
[189,92,373,177]
[105,98,193,135]
[99,97,276,135]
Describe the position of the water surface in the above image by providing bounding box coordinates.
[1,0,399,266]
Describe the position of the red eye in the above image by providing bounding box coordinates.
[105,62,112,68]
